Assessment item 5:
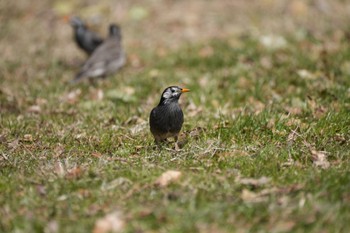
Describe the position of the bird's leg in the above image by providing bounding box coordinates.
[153,138,163,150]
[174,135,180,151]
[154,139,161,146]
[88,77,98,87]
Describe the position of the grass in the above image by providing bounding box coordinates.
[1,1,350,233]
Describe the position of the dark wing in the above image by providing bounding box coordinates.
[149,104,183,134]
[167,106,184,133]
[74,27,103,55]
[87,31,103,51]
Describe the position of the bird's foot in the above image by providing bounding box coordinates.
[174,142,180,151]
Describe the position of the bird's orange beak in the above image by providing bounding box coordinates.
[181,88,190,93]
[63,15,70,23]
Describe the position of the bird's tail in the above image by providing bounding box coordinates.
[70,71,86,84]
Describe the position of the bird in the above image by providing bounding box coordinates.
[149,86,190,150]
[72,24,126,83]
[69,16,104,55]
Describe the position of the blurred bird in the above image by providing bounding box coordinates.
[69,16,104,55]
[149,86,190,150]
[73,24,126,83]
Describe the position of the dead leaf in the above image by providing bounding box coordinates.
[285,118,302,127]
[260,56,272,69]
[123,116,147,135]
[23,134,33,142]
[66,167,84,179]
[285,106,302,115]
[241,188,278,203]
[198,46,214,58]
[75,133,86,140]
[27,105,41,113]
[0,134,6,144]
[44,220,59,233]
[278,184,304,194]
[8,139,19,150]
[93,211,125,233]
[129,53,142,68]
[334,134,346,144]
[36,185,46,196]
[259,35,287,50]
[236,76,251,89]
[189,127,205,138]
[197,223,227,233]
[297,69,317,80]
[87,204,103,217]
[92,152,102,158]
[271,221,296,232]
[137,209,153,218]
[155,170,182,187]
[287,127,300,145]
[241,189,266,203]
[238,176,271,187]
[248,97,265,114]
[54,144,64,158]
[77,189,90,198]
[63,89,82,104]
[36,98,48,106]
[311,150,330,169]
[90,89,104,101]
[281,158,296,168]
[307,96,327,119]
[54,161,65,177]
[134,145,144,151]
[101,178,132,191]
[289,0,309,17]
[130,122,148,135]
[267,118,275,129]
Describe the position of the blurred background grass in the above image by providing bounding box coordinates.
[1,0,350,233]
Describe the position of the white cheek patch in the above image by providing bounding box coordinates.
[163,91,172,99]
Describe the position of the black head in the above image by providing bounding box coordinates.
[158,86,190,105]
[70,16,85,29]
[109,24,122,39]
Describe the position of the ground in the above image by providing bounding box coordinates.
[1,0,350,232]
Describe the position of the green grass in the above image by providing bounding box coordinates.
[1,20,350,233]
